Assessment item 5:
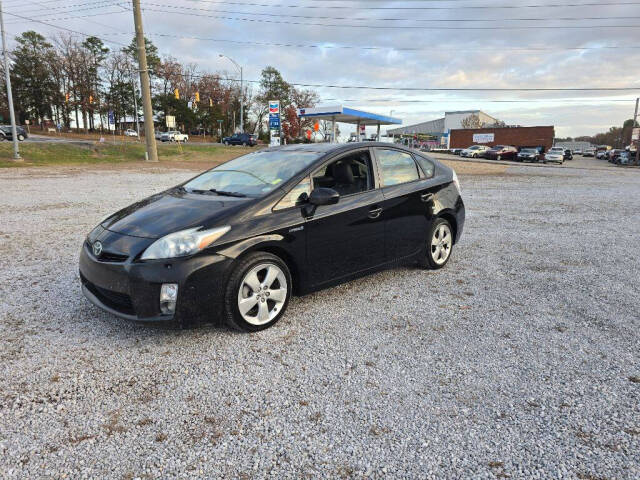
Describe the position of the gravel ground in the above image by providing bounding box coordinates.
[0,162,639,479]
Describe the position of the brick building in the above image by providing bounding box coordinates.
[449,126,555,151]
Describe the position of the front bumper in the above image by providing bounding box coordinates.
[79,241,234,323]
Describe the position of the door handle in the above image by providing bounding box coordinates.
[421,193,434,203]
[368,207,383,219]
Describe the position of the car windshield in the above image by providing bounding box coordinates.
[183,149,321,197]
[468,146,480,150]
[520,149,536,153]
[550,148,563,153]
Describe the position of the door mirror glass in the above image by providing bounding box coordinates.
[309,187,340,206]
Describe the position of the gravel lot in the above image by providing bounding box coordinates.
[1,160,639,479]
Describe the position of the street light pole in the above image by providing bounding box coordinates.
[0,0,21,161]
[131,72,140,139]
[219,54,243,133]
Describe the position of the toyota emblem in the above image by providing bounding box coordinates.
[92,241,103,257]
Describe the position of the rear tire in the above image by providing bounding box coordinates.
[419,217,454,270]
[17,134,25,141]
[223,252,292,332]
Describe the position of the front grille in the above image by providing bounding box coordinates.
[85,241,129,263]
[81,273,135,315]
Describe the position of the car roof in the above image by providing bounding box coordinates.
[269,141,421,155]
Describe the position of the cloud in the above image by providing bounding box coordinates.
[9,0,640,136]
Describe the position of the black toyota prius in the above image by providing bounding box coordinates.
[80,142,465,331]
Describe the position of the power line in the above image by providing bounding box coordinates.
[14,0,125,16]
[183,0,640,11]
[5,9,638,95]
[141,6,640,29]
[2,9,129,48]
[142,2,640,23]
[138,33,640,52]
[5,9,131,26]
[321,97,637,104]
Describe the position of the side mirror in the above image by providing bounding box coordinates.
[308,187,339,206]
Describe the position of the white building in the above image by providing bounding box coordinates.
[386,110,500,147]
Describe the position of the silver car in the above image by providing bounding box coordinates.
[460,145,489,158]
[544,147,565,164]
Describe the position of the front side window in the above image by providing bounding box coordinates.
[184,150,321,197]
[274,177,311,210]
[312,150,373,197]
[376,149,420,186]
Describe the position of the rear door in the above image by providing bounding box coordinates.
[373,147,438,262]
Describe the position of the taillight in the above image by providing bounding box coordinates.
[452,169,460,192]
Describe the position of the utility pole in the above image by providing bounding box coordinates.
[633,97,639,166]
[0,1,21,161]
[132,0,158,161]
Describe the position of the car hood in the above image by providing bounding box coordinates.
[102,189,252,239]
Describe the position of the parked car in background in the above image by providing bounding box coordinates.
[617,151,631,165]
[608,149,624,163]
[0,125,28,141]
[574,149,583,156]
[154,131,163,140]
[485,145,518,161]
[79,142,465,331]
[161,131,189,142]
[516,148,541,163]
[596,150,608,160]
[124,129,138,137]
[450,148,463,155]
[222,133,257,146]
[563,149,573,161]
[583,148,596,157]
[460,145,490,158]
[544,147,565,164]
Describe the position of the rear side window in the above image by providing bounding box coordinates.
[376,149,420,186]
[414,155,435,178]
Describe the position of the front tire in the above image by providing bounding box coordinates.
[224,252,292,332]
[17,134,25,141]
[420,218,454,270]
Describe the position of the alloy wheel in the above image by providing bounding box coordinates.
[430,223,452,266]
[237,263,288,325]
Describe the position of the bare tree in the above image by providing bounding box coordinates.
[461,114,484,129]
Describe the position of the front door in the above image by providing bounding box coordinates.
[305,148,385,287]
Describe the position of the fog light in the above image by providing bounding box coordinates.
[160,283,178,315]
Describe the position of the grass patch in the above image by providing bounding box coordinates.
[0,142,253,168]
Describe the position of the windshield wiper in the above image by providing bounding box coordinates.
[208,189,247,197]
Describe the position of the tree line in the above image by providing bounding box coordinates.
[556,119,636,148]
[0,30,319,141]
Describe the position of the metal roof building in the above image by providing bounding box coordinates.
[387,110,499,136]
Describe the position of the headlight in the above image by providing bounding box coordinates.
[141,226,230,260]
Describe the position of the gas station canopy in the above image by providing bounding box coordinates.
[297,105,402,126]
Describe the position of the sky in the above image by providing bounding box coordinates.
[3,0,640,138]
